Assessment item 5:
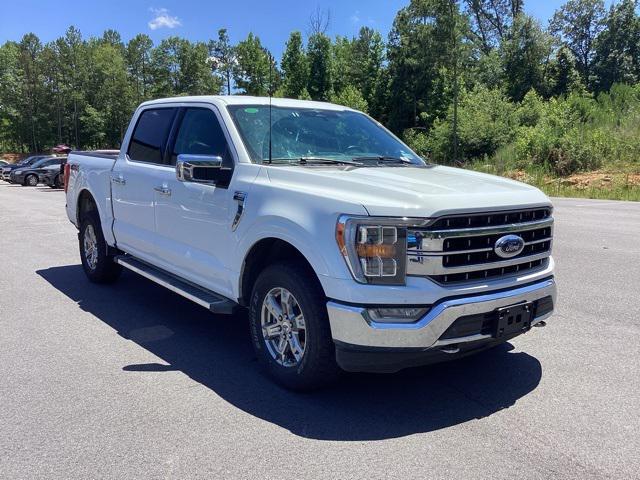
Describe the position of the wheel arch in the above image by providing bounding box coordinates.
[238,237,324,307]
[76,188,99,224]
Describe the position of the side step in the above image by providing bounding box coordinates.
[115,255,237,314]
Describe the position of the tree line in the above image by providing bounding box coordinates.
[1,0,640,174]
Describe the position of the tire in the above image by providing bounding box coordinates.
[249,262,339,391]
[79,210,122,283]
[23,174,38,186]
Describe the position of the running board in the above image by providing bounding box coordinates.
[115,256,237,314]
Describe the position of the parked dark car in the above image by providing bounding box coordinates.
[1,155,53,181]
[41,158,68,188]
[9,157,63,186]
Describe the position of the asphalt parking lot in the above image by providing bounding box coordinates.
[0,182,638,479]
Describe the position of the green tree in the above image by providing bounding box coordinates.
[233,33,275,96]
[17,33,46,152]
[550,0,605,86]
[55,27,88,147]
[593,0,640,91]
[89,41,135,146]
[307,33,333,101]
[501,14,552,101]
[281,31,309,98]
[330,84,368,112]
[152,37,221,97]
[0,42,24,150]
[350,27,385,112]
[386,0,469,133]
[465,0,523,52]
[209,28,236,95]
[126,34,154,103]
[549,46,583,96]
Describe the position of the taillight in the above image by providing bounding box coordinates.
[63,163,71,193]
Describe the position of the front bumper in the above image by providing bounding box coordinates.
[327,277,556,372]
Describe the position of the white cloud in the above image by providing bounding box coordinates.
[148,8,181,30]
[351,11,376,25]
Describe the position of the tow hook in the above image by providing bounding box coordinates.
[533,320,547,328]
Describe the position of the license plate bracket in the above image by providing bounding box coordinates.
[494,302,533,338]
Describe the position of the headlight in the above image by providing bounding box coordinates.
[336,216,410,285]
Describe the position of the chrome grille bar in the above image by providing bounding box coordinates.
[407,209,554,283]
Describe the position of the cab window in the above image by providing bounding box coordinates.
[171,108,231,166]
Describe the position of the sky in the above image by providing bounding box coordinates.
[0,1,597,60]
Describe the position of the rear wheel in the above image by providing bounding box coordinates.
[249,263,339,390]
[79,210,122,283]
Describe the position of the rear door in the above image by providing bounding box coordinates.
[152,105,236,295]
[111,107,178,262]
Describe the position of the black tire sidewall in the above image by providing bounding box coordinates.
[79,211,121,283]
[24,175,37,186]
[249,263,337,390]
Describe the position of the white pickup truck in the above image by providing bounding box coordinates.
[65,96,556,390]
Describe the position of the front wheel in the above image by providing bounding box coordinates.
[79,211,122,283]
[23,174,38,186]
[249,263,339,390]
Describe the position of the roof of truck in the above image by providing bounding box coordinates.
[140,95,354,111]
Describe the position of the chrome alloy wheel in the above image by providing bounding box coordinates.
[27,175,38,186]
[83,224,99,270]
[261,287,307,367]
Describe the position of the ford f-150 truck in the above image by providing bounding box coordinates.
[65,96,556,390]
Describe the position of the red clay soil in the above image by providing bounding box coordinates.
[505,170,640,189]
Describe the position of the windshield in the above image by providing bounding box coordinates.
[227,105,424,166]
[18,156,38,165]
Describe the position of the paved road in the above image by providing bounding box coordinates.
[0,182,638,480]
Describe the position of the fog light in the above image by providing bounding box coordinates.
[366,307,429,323]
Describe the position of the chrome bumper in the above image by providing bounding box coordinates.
[327,278,556,349]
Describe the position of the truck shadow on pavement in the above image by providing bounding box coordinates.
[37,264,543,442]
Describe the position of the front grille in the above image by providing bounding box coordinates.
[407,208,553,285]
[429,208,551,230]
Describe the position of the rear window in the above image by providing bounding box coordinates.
[127,108,177,164]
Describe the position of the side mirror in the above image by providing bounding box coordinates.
[176,154,223,184]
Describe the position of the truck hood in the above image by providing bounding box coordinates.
[266,165,551,217]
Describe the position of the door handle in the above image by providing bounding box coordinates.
[111,174,126,185]
[154,185,172,196]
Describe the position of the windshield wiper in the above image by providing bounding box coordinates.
[352,155,413,164]
[300,157,363,165]
[269,157,362,166]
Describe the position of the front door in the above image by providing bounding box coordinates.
[153,105,236,297]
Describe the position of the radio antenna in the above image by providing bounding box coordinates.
[268,52,273,164]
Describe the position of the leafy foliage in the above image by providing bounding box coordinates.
[1,0,640,182]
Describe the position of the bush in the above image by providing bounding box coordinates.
[405,83,640,175]
[405,86,517,164]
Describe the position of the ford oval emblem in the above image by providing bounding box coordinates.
[494,234,525,259]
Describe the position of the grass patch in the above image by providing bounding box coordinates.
[468,161,640,201]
